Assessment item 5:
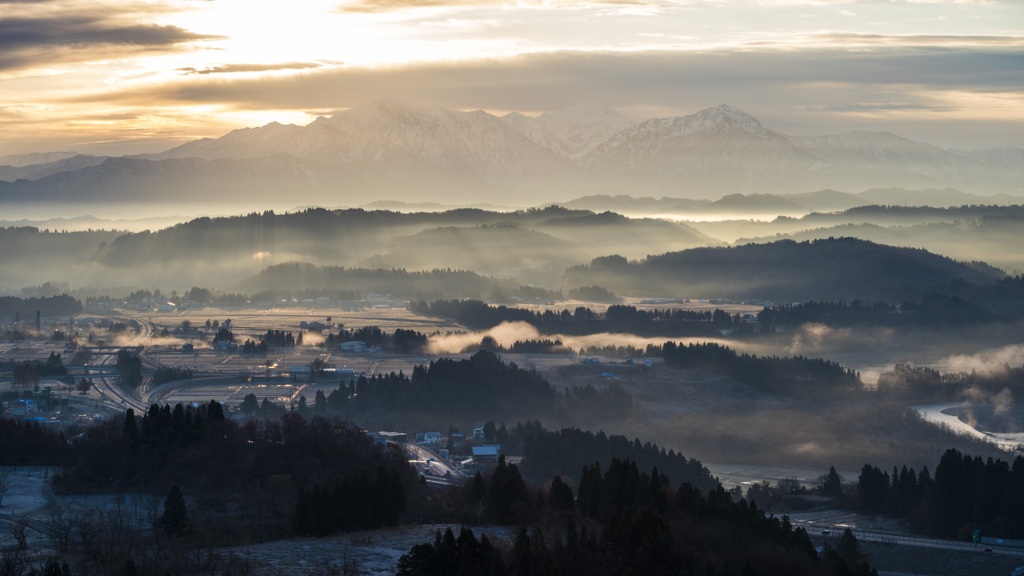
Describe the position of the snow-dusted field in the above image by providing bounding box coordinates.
[219,524,517,576]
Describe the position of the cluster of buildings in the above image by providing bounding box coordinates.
[366,425,506,474]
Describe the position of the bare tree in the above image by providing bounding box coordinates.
[0,468,12,507]
[9,523,27,551]
[46,503,75,554]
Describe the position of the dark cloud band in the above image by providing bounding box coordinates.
[0,13,220,71]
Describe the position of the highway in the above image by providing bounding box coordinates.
[794,519,1023,556]
[406,443,469,487]
[80,317,153,414]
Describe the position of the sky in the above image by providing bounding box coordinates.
[0,0,1022,156]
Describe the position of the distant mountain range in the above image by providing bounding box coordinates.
[557,188,1024,216]
[1,100,1022,205]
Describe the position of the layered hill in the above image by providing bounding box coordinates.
[0,206,715,290]
[2,101,1021,206]
[564,237,1004,302]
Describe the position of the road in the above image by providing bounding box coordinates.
[81,317,153,414]
[793,519,1023,556]
[405,443,469,487]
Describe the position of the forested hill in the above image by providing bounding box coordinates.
[91,206,707,268]
[0,206,713,291]
[242,263,505,301]
[565,237,1003,302]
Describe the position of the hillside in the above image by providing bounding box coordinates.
[564,237,1004,301]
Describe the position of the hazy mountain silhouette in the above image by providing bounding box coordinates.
[2,101,1022,207]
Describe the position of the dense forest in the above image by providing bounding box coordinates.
[0,405,417,574]
[853,448,1024,541]
[311,350,632,429]
[519,427,719,493]
[399,457,875,576]
[657,341,861,396]
[0,294,82,321]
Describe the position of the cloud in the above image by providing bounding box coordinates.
[45,44,1021,149]
[0,9,220,72]
[69,47,1022,135]
[812,32,1024,47]
[73,47,1024,107]
[178,62,328,76]
[338,0,674,13]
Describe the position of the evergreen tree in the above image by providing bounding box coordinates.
[548,476,575,511]
[121,408,137,445]
[240,393,259,416]
[160,485,189,536]
[207,399,225,422]
[821,466,843,498]
[315,389,328,414]
[837,528,861,567]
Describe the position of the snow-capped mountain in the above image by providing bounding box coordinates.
[3,100,1022,204]
[578,105,1023,195]
[153,99,566,182]
[498,102,634,159]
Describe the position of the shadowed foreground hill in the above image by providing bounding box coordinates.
[565,237,1003,301]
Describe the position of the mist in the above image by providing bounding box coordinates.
[938,343,1024,375]
[426,321,763,356]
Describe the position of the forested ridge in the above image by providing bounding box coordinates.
[564,237,1001,301]
[658,341,860,396]
[399,456,875,576]
[314,350,632,429]
[854,448,1024,540]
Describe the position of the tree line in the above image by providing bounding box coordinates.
[657,341,861,396]
[400,455,874,576]
[757,295,994,330]
[411,299,756,337]
[323,326,428,353]
[876,362,1024,401]
[0,294,82,320]
[519,426,718,493]
[854,448,1024,540]
[1,352,67,387]
[312,350,633,430]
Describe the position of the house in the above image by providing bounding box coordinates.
[472,425,486,440]
[339,340,366,352]
[422,431,442,445]
[471,445,501,464]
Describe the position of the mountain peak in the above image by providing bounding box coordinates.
[541,101,624,121]
[685,104,765,135]
[336,98,433,122]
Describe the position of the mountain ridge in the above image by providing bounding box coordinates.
[2,100,1022,205]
